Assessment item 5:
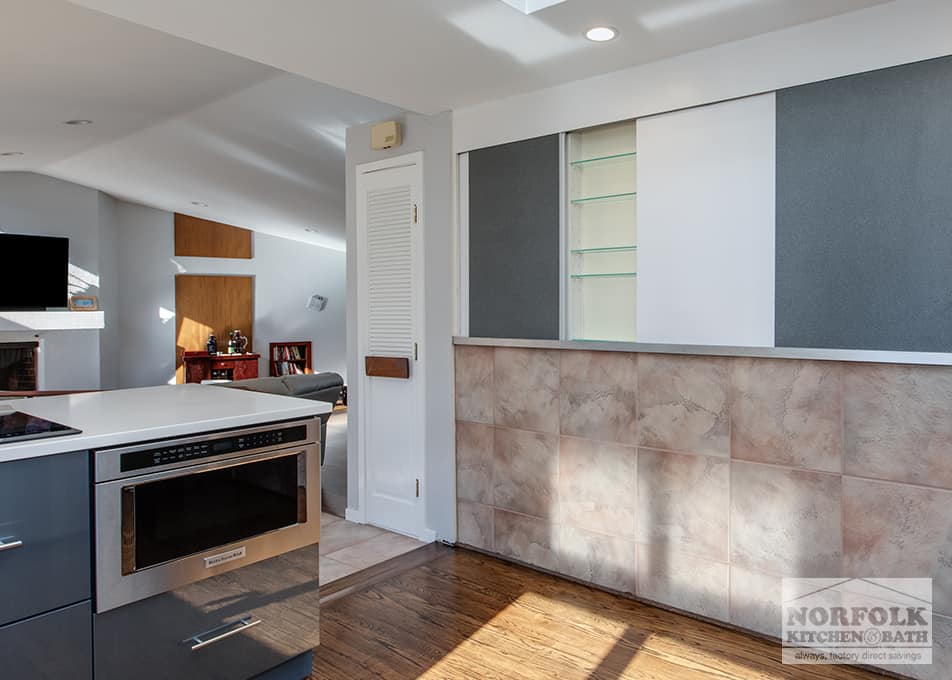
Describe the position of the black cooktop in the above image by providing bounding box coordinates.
[0,411,81,445]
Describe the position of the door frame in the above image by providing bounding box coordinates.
[353,151,429,539]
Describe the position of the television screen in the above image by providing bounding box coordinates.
[0,234,70,310]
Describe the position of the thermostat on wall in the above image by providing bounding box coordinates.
[371,121,402,150]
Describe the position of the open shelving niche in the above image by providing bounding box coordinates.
[269,341,313,377]
[567,119,637,342]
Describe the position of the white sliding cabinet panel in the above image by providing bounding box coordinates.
[636,93,775,347]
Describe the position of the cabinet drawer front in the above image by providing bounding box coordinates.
[0,601,92,680]
[0,452,90,627]
[95,544,320,680]
[211,360,232,370]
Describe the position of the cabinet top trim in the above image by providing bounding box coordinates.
[453,336,952,367]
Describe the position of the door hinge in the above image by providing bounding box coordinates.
[415,479,420,498]
[413,204,418,223]
[414,342,418,361]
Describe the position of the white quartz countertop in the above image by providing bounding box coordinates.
[0,384,332,464]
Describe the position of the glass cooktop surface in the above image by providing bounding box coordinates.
[0,411,81,444]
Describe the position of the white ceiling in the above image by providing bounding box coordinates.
[0,0,401,250]
[65,0,890,115]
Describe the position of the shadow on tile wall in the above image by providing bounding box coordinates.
[454,346,952,680]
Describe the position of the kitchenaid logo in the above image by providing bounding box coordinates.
[781,578,932,665]
[204,546,246,569]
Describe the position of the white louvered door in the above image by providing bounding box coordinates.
[355,156,425,538]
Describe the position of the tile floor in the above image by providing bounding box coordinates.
[319,512,427,585]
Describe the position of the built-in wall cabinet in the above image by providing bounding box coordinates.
[465,54,952,355]
[567,120,638,342]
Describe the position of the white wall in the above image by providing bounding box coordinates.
[346,111,456,542]
[115,201,177,387]
[97,192,120,388]
[636,94,775,347]
[453,0,952,152]
[116,204,347,388]
[0,172,109,389]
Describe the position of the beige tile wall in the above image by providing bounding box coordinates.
[454,346,952,679]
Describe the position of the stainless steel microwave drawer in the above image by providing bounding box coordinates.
[94,543,320,680]
[0,601,92,680]
[0,451,90,627]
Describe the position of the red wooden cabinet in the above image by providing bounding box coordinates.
[182,352,260,384]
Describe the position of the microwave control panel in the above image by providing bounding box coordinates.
[120,424,308,473]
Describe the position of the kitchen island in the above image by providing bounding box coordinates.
[0,384,331,680]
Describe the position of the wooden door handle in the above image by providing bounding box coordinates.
[365,356,410,379]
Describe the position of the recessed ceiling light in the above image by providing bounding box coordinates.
[63,119,94,126]
[0,151,24,157]
[191,201,208,208]
[585,26,617,42]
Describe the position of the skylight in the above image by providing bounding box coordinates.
[499,0,568,15]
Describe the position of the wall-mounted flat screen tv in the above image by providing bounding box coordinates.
[0,234,70,310]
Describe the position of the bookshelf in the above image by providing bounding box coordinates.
[269,341,313,377]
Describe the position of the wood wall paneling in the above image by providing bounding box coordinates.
[174,275,254,383]
[174,213,253,259]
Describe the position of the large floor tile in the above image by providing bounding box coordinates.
[319,518,384,555]
[730,462,842,577]
[558,525,636,595]
[637,354,730,457]
[560,350,638,445]
[493,347,560,433]
[637,543,729,622]
[493,508,559,572]
[456,420,494,505]
[493,426,559,519]
[882,613,952,680]
[729,566,782,638]
[325,531,426,571]
[637,448,729,562]
[843,476,952,617]
[455,345,494,424]
[731,358,843,473]
[457,500,493,551]
[320,555,360,585]
[844,363,952,488]
[559,436,637,538]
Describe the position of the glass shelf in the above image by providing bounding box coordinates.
[570,245,637,254]
[570,151,637,166]
[570,192,636,205]
[570,272,637,279]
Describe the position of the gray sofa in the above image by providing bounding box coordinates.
[225,372,344,463]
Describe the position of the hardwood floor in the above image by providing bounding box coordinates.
[312,548,891,680]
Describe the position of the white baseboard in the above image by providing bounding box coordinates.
[344,506,365,524]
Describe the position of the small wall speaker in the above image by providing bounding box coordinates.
[307,294,328,311]
[370,121,402,150]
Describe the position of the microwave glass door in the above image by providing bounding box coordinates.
[124,452,305,573]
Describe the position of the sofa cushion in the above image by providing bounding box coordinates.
[225,377,292,396]
[281,373,344,397]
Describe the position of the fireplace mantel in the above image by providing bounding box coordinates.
[0,311,105,332]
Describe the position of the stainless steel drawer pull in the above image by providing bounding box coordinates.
[0,537,23,552]
[184,615,261,651]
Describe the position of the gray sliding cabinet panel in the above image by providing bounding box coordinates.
[776,55,952,352]
[469,135,560,339]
